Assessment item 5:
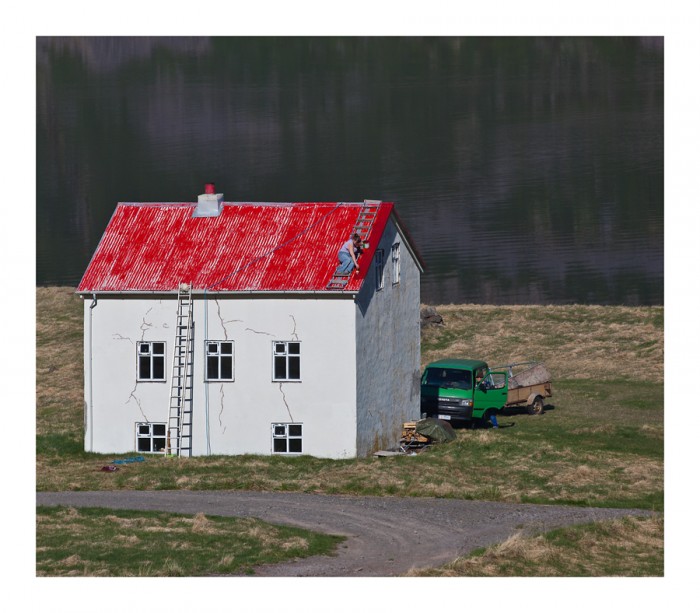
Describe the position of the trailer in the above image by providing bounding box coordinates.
[499,362,553,415]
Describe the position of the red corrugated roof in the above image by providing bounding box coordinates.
[77,201,399,293]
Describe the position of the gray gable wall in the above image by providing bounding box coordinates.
[355,217,422,456]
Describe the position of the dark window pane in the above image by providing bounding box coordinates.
[138,424,150,435]
[207,356,218,379]
[208,343,218,354]
[288,343,300,355]
[153,343,165,355]
[289,424,302,437]
[153,424,166,436]
[139,356,151,379]
[139,343,150,354]
[221,356,233,380]
[273,439,287,453]
[153,438,166,452]
[221,342,233,355]
[289,439,302,453]
[275,343,286,354]
[137,438,151,452]
[274,356,286,379]
[153,357,164,379]
[273,425,286,436]
[288,356,300,380]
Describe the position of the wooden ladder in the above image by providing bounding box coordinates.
[327,200,381,290]
[166,284,194,456]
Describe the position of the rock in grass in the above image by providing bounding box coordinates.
[420,306,444,327]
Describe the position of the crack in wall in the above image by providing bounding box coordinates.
[126,381,149,422]
[289,315,299,340]
[218,384,227,434]
[215,300,228,340]
[112,333,133,344]
[121,306,155,423]
[278,383,295,422]
[139,308,154,341]
[245,328,275,336]
[213,299,242,340]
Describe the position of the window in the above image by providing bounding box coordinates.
[480,372,507,390]
[272,423,303,454]
[135,422,167,453]
[374,249,384,291]
[273,341,301,381]
[205,341,234,381]
[391,242,401,285]
[137,342,166,381]
[424,367,473,391]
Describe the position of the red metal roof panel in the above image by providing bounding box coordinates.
[77,201,396,293]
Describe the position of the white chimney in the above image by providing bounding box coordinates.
[193,182,223,217]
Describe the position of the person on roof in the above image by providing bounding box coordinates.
[337,233,363,275]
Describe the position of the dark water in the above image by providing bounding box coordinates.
[36,37,663,304]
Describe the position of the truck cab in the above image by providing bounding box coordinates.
[420,359,491,424]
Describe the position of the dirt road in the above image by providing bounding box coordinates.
[36,490,652,576]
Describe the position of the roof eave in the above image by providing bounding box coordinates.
[76,289,358,297]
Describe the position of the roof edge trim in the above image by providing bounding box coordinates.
[76,289,358,297]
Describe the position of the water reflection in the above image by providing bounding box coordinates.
[36,37,663,304]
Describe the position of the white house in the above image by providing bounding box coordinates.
[77,186,424,459]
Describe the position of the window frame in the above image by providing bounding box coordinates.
[391,242,401,285]
[135,422,167,453]
[272,341,301,382]
[136,341,166,382]
[204,340,235,382]
[374,249,385,291]
[271,423,303,454]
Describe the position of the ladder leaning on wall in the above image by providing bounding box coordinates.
[166,283,194,456]
[326,200,381,290]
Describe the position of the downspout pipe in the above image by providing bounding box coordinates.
[87,293,97,452]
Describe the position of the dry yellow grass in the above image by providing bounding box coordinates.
[408,515,663,576]
[36,287,84,437]
[421,304,663,382]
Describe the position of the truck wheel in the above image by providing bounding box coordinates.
[528,397,544,415]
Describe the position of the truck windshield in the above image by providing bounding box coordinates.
[424,368,472,390]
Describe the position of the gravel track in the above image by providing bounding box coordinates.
[36,491,652,576]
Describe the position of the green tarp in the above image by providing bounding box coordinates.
[415,418,456,443]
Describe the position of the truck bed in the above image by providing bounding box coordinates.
[506,381,552,406]
[503,362,552,407]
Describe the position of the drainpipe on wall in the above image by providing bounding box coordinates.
[87,293,97,452]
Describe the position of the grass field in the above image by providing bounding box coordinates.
[409,515,663,577]
[36,505,343,576]
[36,287,664,575]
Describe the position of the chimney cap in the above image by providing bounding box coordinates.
[194,185,223,218]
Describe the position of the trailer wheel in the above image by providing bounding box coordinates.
[528,397,544,415]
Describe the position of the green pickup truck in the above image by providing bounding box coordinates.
[420,359,552,426]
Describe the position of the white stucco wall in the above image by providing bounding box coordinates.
[354,218,422,456]
[84,295,358,458]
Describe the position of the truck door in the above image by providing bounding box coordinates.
[473,371,508,413]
